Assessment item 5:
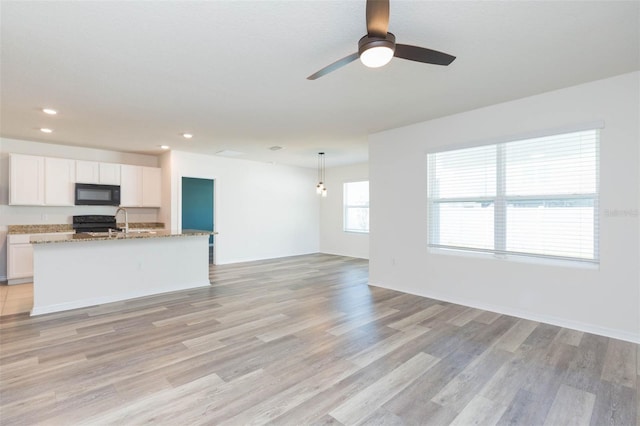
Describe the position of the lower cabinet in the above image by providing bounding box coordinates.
[7,232,74,284]
[7,234,33,284]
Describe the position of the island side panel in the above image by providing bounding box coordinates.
[32,235,210,315]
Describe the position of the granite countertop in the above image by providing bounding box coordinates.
[8,224,74,234]
[8,223,165,235]
[31,229,215,244]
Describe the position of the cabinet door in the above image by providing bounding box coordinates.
[99,163,121,185]
[9,154,44,205]
[76,160,100,183]
[45,157,75,206]
[120,165,142,207]
[8,243,34,279]
[141,167,162,207]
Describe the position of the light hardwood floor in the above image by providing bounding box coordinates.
[0,254,637,425]
[0,283,32,316]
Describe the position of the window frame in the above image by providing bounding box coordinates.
[427,127,600,265]
[343,180,370,234]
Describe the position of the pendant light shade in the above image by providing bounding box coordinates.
[316,152,327,197]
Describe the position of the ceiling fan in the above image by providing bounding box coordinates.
[307,0,456,80]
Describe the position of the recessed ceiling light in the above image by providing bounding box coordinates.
[182,133,193,139]
[40,128,53,133]
[160,145,170,150]
[269,146,283,151]
[42,108,57,115]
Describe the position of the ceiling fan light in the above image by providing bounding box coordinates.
[358,33,396,69]
[360,45,394,68]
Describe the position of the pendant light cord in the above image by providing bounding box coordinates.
[316,152,327,195]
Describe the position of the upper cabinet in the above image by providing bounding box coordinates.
[142,167,161,207]
[75,160,99,184]
[9,154,45,205]
[10,154,76,206]
[120,165,161,207]
[76,161,121,185]
[44,157,76,206]
[120,164,142,207]
[100,163,121,185]
[9,153,161,208]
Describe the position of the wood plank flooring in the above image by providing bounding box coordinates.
[0,253,637,425]
[0,283,32,316]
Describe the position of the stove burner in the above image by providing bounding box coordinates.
[72,215,119,233]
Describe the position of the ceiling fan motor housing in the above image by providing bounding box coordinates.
[358,32,396,56]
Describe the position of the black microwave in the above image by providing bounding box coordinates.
[75,183,121,206]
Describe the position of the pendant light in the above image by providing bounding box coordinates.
[316,152,327,197]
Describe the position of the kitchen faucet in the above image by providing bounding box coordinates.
[115,207,129,233]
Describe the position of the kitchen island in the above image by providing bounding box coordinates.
[30,230,212,315]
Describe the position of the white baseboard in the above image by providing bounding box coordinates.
[215,251,320,265]
[319,250,369,260]
[7,277,32,285]
[369,281,640,344]
[31,280,211,316]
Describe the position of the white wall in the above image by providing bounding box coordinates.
[158,151,172,230]
[0,137,160,280]
[369,72,640,343]
[319,162,369,259]
[167,150,320,264]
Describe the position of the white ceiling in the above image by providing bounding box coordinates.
[1,1,638,168]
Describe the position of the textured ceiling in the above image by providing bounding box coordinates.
[1,1,638,168]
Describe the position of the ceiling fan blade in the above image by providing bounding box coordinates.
[366,0,389,37]
[307,52,359,80]
[394,44,456,66]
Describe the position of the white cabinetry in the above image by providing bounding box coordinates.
[9,153,160,208]
[76,161,121,185]
[142,167,162,207]
[9,154,76,206]
[7,232,73,284]
[7,234,34,283]
[75,161,99,184]
[120,165,142,207]
[120,165,161,207]
[99,163,121,185]
[9,154,44,205]
[44,157,75,206]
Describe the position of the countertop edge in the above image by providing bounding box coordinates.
[31,230,213,244]
[9,222,165,235]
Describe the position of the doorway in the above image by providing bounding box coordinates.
[181,177,215,264]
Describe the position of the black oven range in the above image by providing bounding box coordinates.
[72,215,120,234]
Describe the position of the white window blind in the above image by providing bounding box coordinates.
[344,181,370,233]
[428,129,599,264]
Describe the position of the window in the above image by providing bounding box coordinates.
[427,129,599,264]
[344,181,369,233]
